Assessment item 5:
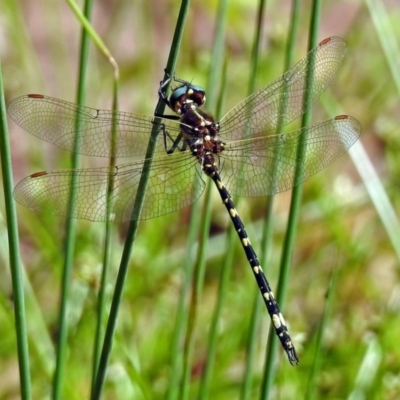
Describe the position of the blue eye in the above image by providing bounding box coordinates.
[169,84,206,112]
[187,84,205,93]
[169,85,188,106]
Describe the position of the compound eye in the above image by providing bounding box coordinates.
[169,84,206,113]
[189,85,206,107]
[169,85,187,113]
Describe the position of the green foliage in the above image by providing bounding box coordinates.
[1,0,400,399]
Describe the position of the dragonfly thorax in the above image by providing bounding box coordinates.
[169,84,226,170]
[176,99,224,165]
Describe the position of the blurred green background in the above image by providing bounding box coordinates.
[1,0,400,399]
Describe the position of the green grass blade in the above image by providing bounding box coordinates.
[305,259,339,400]
[180,185,213,399]
[66,0,119,78]
[92,1,191,398]
[262,0,322,396]
[177,2,229,398]
[350,142,400,259]
[91,77,119,395]
[365,0,400,94]
[165,204,201,400]
[90,6,120,396]
[322,91,400,261]
[260,0,301,395]
[236,0,271,398]
[0,55,32,400]
[197,61,229,400]
[238,0,269,397]
[347,335,382,400]
[352,0,400,260]
[52,0,94,397]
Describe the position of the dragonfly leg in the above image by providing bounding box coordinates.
[161,127,186,155]
[158,71,195,107]
[158,73,173,107]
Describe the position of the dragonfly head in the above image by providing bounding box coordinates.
[169,84,206,114]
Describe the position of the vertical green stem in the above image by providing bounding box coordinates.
[91,77,119,393]
[52,0,93,397]
[165,200,201,400]
[180,184,213,400]
[91,1,191,398]
[260,0,300,394]
[261,0,321,397]
[178,1,228,398]
[304,256,339,400]
[0,57,32,400]
[239,1,267,398]
[196,59,229,400]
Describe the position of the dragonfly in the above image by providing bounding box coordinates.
[8,37,361,364]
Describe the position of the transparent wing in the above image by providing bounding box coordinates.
[8,94,183,158]
[219,37,347,141]
[14,151,205,222]
[219,115,361,197]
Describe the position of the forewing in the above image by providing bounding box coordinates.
[8,94,183,158]
[219,116,361,197]
[14,152,205,222]
[219,37,347,141]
